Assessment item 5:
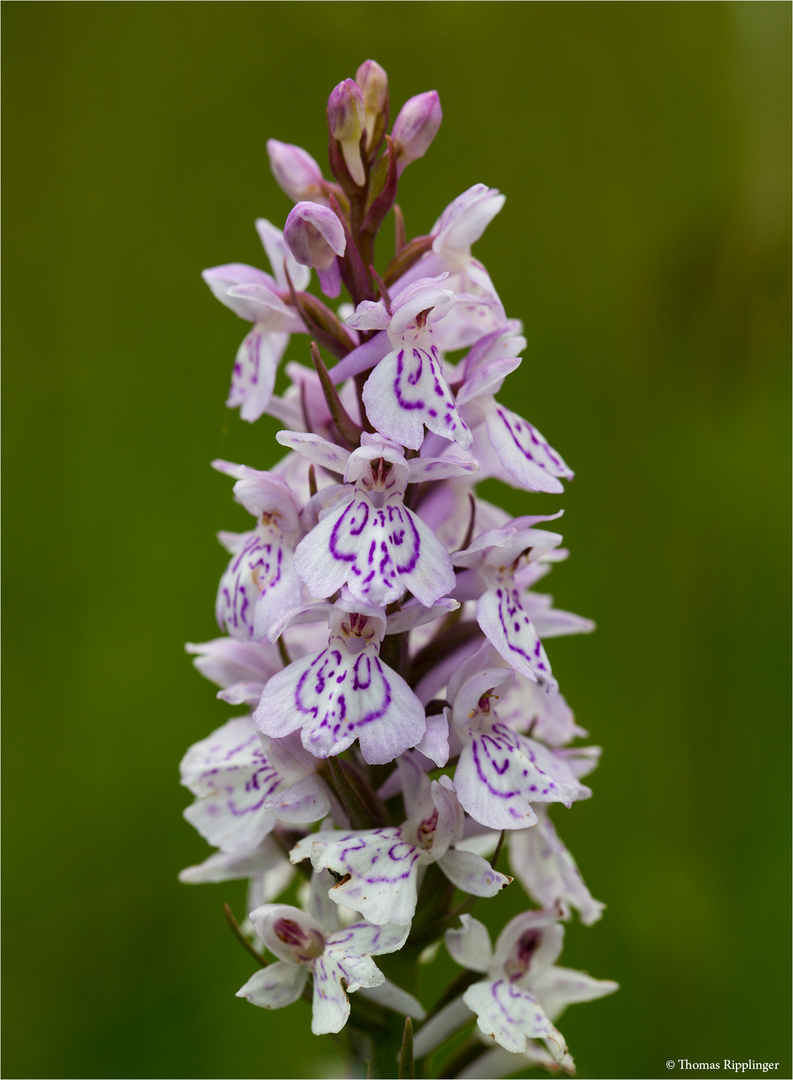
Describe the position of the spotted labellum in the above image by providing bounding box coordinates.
[181,58,616,1080]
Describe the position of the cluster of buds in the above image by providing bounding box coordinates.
[182,60,616,1079]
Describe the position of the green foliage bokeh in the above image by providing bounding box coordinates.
[2,3,789,1078]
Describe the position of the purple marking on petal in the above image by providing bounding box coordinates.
[471,734,521,799]
[184,721,294,831]
[493,405,572,478]
[217,526,291,641]
[288,639,400,757]
[455,714,582,832]
[491,582,553,680]
[391,343,470,442]
[322,488,425,605]
[394,349,425,410]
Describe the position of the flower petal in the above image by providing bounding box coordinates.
[359,978,426,1019]
[330,329,391,383]
[211,460,301,527]
[255,217,311,292]
[439,847,512,897]
[456,1043,573,1079]
[432,185,506,253]
[226,326,285,423]
[263,774,330,825]
[249,902,327,964]
[522,592,596,639]
[203,263,273,317]
[310,952,379,1034]
[256,640,425,764]
[455,719,584,831]
[508,811,605,926]
[428,776,464,857]
[325,920,411,957]
[275,430,351,475]
[178,837,282,885]
[185,636,281,692]
[291,502,354,599]
[477,586,556,688]
[497,676,586,748]
[385,598,458,636]
[296,829,421,926]
[180,716,285,852]
[295,490,456,608]
[463,979,566,1058]
[363,342,472,451]
[236,961,307,1010]
[532,966,619,1022]
[216,528,303,643]
[484,403,572,493]
[414,711,450,767]
[456,356,522,408]
[491,909,566,980]
[407,451,479,484]
[445,914,492,973]
[225,283,299,330]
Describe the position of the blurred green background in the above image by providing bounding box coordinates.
[3,3,789,1078]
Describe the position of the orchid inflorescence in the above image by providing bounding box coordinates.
[181,59,617,1079]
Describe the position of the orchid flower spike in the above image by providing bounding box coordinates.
[185,57,615,1077]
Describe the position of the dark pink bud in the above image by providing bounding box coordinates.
[266,140,325,203]
[391,91,442,176]
[284,202,346,298]
[327,79,366,185]
[283,202,346,270]
[356,60,389,151]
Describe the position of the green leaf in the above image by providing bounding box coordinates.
[398,1017,414,1079]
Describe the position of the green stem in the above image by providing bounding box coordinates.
[223,903,268,968]
[323,755,390,829]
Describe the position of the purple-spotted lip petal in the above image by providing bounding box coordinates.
[294,480,457,610]
[255,599,425,766]
[294,827,423,925]
[362,338,472,452]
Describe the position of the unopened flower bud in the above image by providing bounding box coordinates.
[284,201,346,298]
[391,90,442,176]
[327,79,367,186]
[266,139,326,204]
[355,59,389,151]
[284,202,345,270]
